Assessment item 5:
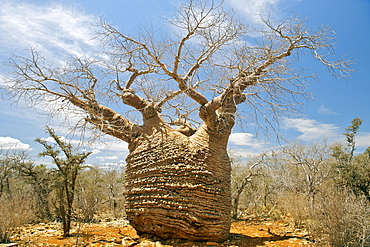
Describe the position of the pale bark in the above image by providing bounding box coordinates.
[125,116,232,240]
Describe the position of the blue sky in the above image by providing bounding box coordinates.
[0,0,369,167]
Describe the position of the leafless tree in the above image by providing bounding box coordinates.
[1,0,351,241]
[231,154,264,219]
[282,141,332,212]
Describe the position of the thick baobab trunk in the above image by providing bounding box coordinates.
[125,120,232,241]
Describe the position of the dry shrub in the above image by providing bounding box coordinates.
[73,168,126,222]
[277,192,310,228]
[74,184,101,223]
[310,191,370,247]
[0,192,35,243]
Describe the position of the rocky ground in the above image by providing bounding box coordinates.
[5,217,314,246]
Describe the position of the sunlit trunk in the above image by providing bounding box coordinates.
[125,123,232,241]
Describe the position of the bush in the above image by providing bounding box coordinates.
[74,167,126,222]
[277,192,310,228]
[0,192,35,243]
[309,190,370,246]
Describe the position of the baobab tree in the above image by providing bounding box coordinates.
[1,0,350,241]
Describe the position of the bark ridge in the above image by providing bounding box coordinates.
[125,126,231,241]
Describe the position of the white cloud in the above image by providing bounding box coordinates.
[229,132,255,146]
[0,1,103,132]
[0,1,100,59]
[96,155,118,161]
[227,0,285,24]
[284,118,341,142]
[318,105,339,115]
[0,1,129,167]
[354,132,370,149]
[230,148,262,158]
[229,132,267,157]
[89,139,129,152]
[100,162,126,170]
[0,74,6,87]
[41,136,67,143]
[91,149,101,155]
[0,136,30,150]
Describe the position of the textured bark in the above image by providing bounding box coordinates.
[125,121,232,241]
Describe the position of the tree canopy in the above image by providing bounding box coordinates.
[2,0,351,142]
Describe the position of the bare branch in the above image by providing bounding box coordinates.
[3,49,140,143]
[3,3,352,139]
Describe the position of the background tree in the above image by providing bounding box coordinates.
[0,150,15,196]
[35,127,92,237]
[231,154,264,219]
[74,167,126,222]
[0,149,36,243]
[100,168,126,218]
[2,0,351,241]
[15,161,54,221]
[332,118,370,202]
[282,141,331,212]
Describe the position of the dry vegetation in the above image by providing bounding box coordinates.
[1,119,369,246]
[0,0,365,244]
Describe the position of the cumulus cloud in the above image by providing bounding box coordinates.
[0,1,100,59]
[0,136,30,150]
[230,132,253,145]
[229,132,267,157]
[284,118,341,142]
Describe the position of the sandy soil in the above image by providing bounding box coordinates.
[7,217,314,246]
